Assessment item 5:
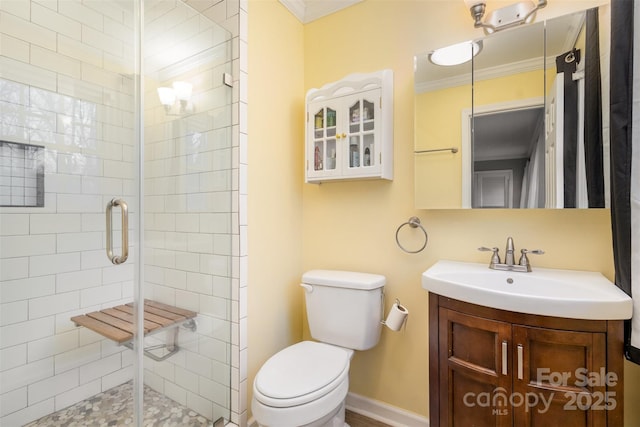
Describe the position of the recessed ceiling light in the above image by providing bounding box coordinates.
[429,40,483,66]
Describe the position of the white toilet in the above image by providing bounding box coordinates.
[251,270,386,427]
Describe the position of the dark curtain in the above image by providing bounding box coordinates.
[556,49,580,208]
[585,8,605,207]
[609,0,638,364]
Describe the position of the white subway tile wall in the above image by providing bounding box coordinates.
[0,0,244,425]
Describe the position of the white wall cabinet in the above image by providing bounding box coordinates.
[305,70,393,183]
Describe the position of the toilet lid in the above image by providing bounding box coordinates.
[254,341,350,404]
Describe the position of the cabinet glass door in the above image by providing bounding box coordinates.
[348,100,362,169]
[310,105,338,177]
[344,93,379,176]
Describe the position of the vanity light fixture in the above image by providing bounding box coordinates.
[429,40,482,66]
[464,0,547,34]
[157,81,194,115]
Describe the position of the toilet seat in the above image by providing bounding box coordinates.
[253,341,352,408]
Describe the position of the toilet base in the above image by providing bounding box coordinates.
[301,400,346,427]
[254,398,348,427]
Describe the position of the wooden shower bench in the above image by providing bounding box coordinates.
[71,299,197,361]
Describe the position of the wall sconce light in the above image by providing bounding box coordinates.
[429,40,483,66]
[157,81,194,115]
[464,0,547,34]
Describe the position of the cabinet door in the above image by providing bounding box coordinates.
[341,90,381,177]
[307,101,341,180]
[512,325,607,427]
[439,308,513,427]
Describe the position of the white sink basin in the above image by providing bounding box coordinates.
[422,260,632,320]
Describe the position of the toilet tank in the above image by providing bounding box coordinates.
[301,270,385,351]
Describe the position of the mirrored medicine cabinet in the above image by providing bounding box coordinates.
[414,6,609,209]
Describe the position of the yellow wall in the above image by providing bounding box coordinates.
[248,0,640,424]
[475,69,545,105]
[415,83,469,208]
[246,0,305,417]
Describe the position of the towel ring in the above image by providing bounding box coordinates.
[395,216,428,254]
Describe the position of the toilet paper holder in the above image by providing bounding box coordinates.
[382,298,409,331]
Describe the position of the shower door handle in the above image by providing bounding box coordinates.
[106,198,129,265]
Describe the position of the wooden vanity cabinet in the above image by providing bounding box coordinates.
[429,293,624,427]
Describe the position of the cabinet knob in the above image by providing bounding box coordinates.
[336,134,341,139]
[341,133,346,138]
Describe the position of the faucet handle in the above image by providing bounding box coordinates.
[478,246,499,254]
[478,246,501,266]
[518,249,544,269]
[520,249,544,257]
[523,249,544,255]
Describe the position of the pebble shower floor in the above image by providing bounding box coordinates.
[23,381,210,427]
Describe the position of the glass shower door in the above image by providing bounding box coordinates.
[141,1,233,424]
[0,0,141,425]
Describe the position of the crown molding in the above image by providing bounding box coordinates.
[279,0,306,22]
[279,0,362,24]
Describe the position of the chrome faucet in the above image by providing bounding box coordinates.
[504,236,516,266]
[478,237,544,272]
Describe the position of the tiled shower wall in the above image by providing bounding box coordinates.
[0,1,138,426]
[0,0,247,426]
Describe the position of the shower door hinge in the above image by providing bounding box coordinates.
[223,73,233,87]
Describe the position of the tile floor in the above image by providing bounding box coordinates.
[23,381,213,427]
[22,380,389,427]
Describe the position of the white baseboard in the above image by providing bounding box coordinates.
[346,392,429,427]
[247,393,429,427]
